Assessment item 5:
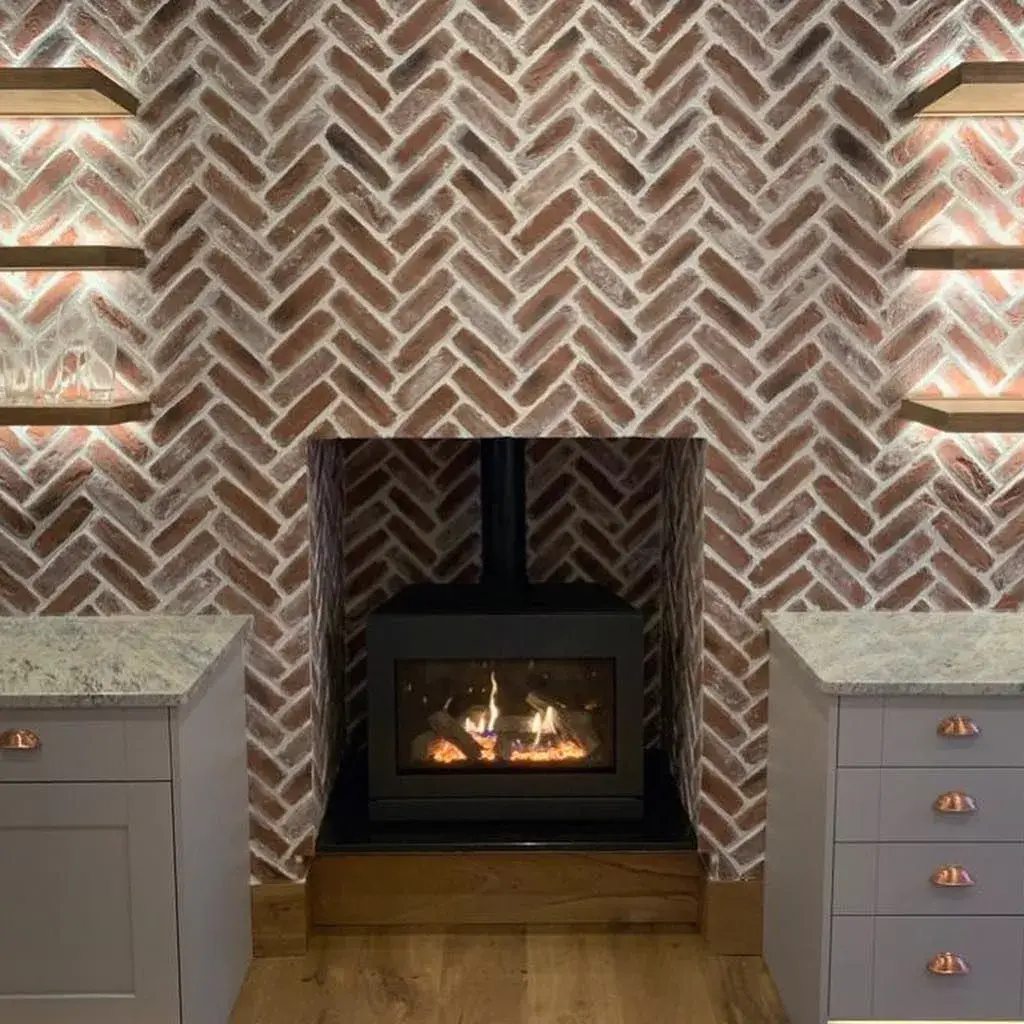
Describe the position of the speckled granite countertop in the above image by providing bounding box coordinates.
[0,616,249,708]
[767,612,1024,696]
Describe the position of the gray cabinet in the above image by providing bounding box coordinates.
[0,642,251,1024]
[0,783,178,1024]
[765,641,1024,1024]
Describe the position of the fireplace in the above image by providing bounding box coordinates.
[366,439,645,821]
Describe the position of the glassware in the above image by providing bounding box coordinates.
[53,296,118,404]
[56,299,89,402]
[0,299,121,407]
[0,344,38,404]
[34,333,67,403]
[81,331,116,403]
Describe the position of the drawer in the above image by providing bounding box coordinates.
[835,768,1024,842]
[838,696,1024,768]
[833,842,1024,916]
[0,708,170,782]
[883,698,1024,768]
[830,915,1024,1021]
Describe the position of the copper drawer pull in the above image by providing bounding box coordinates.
[0,728,41,750]
[938,715,980,738]
[931,865,974,887]
[927,952,970,976]
[934,791,977,814]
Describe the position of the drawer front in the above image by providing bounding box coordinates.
[830,915,1024,1021]
[874,916,1023,1021]
[833,842,1024,916]
[883,698,1024,767]
[0,708,170,783]
[835,768,1024,842]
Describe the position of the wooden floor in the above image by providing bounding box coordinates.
[231,930,787,1024]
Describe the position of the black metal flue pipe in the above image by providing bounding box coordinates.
[479,438,528,589]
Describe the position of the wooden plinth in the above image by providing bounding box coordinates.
[251,881,308,958]
[309,849,702,930]
[701,878,764,955]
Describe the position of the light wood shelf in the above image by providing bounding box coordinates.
[905,247,1024,270]
[0,246,146,271]
[0,399,151,427]
[906,62,1024,118]
[0,67,138,117]
[901,397,1024,433]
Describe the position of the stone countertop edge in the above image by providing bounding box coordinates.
[764,611,1024,697]
[0,615,251,710]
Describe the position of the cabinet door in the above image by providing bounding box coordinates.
[0,782,179,1024]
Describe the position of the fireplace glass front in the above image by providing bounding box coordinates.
[395,658,616,774]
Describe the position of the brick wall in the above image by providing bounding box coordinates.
[307,437,682,780]
[1,0,1024,880]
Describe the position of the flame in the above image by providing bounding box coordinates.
[530,705,557,747]
[427,678,589,766]
[487,671,499,732]
[462,672,502,736]
[464,710,487,734]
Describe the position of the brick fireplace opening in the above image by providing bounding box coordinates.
[309,436,705,848]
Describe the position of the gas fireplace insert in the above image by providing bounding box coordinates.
[366,439,644,822]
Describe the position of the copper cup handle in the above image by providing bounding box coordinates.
[927,952,970,976]
[931,865,974,887]
[934,790,977,814]
[0,728,41,750]
[938,715,980,738]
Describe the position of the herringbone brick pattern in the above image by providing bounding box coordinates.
[525,437,667,739]
[311,437,667,759]
[339,437,482,751]
[2,0,1024,879]
[660,439,706,822]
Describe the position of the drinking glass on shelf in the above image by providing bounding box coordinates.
[34,334,68,404]
[0,344,38,404]
[53,296,118,404]
[81,332,116,403]
[56,299,89,402]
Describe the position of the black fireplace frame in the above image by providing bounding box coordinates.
[366,585,645,821]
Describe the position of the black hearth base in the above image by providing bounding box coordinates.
[316,749,695,854]
[370,794,642,822]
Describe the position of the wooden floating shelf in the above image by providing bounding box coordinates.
[901,397,1024,433]
[0,67,138,117]
[0,246,146,271]
[905,246,1024,270]
[0,399,151,427]
[907,61,1024,118]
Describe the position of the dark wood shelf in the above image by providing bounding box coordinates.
[901,397,1024,433]
[0,67,138,117]
[0,399,151,427]
[906,61,1024,118]
[905,246,1024,270]
[0,246,146,271]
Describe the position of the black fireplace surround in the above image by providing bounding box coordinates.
[366,439,645,822]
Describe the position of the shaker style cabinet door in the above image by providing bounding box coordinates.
[0,781,179,1024]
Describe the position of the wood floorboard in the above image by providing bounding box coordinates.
[442,931,528,1024]
[231,931,787,1023]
